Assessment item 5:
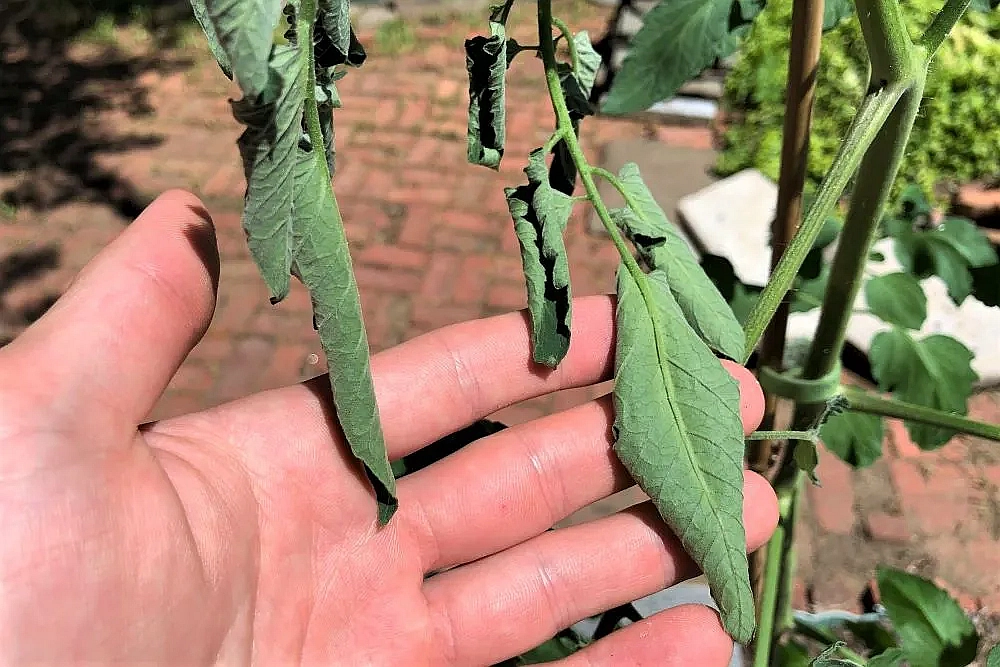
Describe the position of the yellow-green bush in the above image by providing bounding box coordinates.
[716,0,1000,202]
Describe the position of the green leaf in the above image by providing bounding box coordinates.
[700,254,762,326]
[231,37,395,523]
[317,0,351,60]
[845,618,899,654]
[465,6,511,169]
[613,265,753,643]
[811,642,863,666]
[870,329,977,449]
[790,265,829,313]
[820,411,884,468]
[865,272,928,330]
[887,215,999,305]
[601,0,735,114]
[190,0,233,79]
[868,648,906,667]
[559,31,601,119]
[775,639,813,667]
[877,567,979,667]
[505,148,574,367]
[512,628,588,664]
[612,163,745,361]
[988,644,1000,667]
[969,0,1000,12]
[823,0,855,30]
[204,0,282,97]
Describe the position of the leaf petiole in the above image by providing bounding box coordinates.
[589,166,645,216]
[550,16,581,73]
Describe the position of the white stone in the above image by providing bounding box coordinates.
[678,170,1000,386]
[676,169,778,287]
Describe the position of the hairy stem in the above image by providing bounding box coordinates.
[920,0,973,56]
[747,430,819,443]
[740,81,906,363]
[854,0,916,79]
[845,386,1000,441]
[550,16,581,73]
[752,490,792,667]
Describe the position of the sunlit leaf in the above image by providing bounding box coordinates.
[190,0,233,79]
[870,329,977,449]
[611,163,744,361]
[614,264,753,642]
[505,148,574,367]
[204,0,282,97]
[877,567,979,667]
[865,272,928,330]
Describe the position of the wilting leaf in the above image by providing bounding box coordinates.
[317,0,351,59]
[190,0,233,78]
[602,0,735,114]
[877,567,979,667]
[820,411,884,468]
[614,264,752,642]
[204,0,282,98]
[465,4,512,169]
[886,214,998,305]
[865,272,928,330]
[611,163,744,361]
[505,148,574,367]
[231,37,395,522]
[549,30,602,195]
[870,329,977,449]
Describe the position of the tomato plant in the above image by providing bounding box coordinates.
[189,0,1000,663]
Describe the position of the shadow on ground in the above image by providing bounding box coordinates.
[0,245,61,347]
[0,0,196,219]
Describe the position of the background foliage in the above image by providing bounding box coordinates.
[716,0,1000,203]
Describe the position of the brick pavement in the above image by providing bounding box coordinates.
[2,0,999,617]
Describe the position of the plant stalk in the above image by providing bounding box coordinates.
[740,81,906,364]
[844,386,1000,441]
[920,0,973,56]
[752,488,794,667]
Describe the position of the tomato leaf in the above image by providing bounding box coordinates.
[867,649,906,667]
[611,163,745,361]
[987,644,1000,667]
[870,329,977,449]
[505,148,574,367]
[614,265,753,643]
[823,0,855,29]
[601,0,737,114]
[550,30,601,196]
[190,0,233,79]
[820,411,884,468]
[886,215,998,306]
[204,0,282,98]
[465,2,513,169]
[865,272,928,330]
[877,567,979,667]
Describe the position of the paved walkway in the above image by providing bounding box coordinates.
[2,1,998,619]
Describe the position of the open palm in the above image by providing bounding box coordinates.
[0,191,776,666]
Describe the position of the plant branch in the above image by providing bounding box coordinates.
[550,16,581,74]
[740,81,907,363]
[854,0,916,79]
[919,0,972,55]
[844,386,1000,441]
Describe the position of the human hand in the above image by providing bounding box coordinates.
[0,191,777,666]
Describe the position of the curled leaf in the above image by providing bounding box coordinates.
[465,6,512,169]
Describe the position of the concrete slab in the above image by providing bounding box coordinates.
[591,139,718,251]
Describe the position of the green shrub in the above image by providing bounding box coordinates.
[717,0,1000,203]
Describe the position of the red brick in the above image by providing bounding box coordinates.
[807,444,856,535]
[202,162,242,198]
[433,228,497,253]
[354,266,421,294]
[214,289,263,334]
[655,126,714,150]
[453,254,492,305]
[410,301,480,331]
[889,460,981,535]
[262,343,311,390]
[212,336,275,403]
[968,392,1000,425]
[357,244,429,271]
[373,98,398,127]
[863,512,911,544]
[486,283,527,311]
[419,252,461,303]
[387,186,453,207]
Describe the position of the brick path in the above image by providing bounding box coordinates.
[2,1,998,618]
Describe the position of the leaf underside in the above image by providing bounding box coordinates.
[212,0,397,523]
[611,163,745,361]
[204,0,281,98]
[613,264,753,643]
[465,4,512,169]
[190,0,233,78]
[505,149,574,367]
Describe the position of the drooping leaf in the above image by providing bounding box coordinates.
[465,5,511,169]
[820,411,884,468]
[204,0,282,98]
[601,0,735,114]
[549,31,602,196]
[869,329,977,449]
[292,134,396,524]
[505,149,574,367]
[823,0,855,30]
[230,33,395,523]
[611,163,745,361]
[190,0,233,79]
[865,272,928,330]
[886,215,998,305]
[877,567,979,667]
[614,265,753,643]
[867,648,906,667]
[317,0,351,60]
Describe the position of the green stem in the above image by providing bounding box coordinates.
[550,16,581,74]
[299,0,330,183]
[854,0,915,80]
[844,386,1000,441]
[740,81,907,363]
[752,490,792,667]
[747,430,819,443]
[920,0,972,56]
[801,81,924,383]
[590,166,644,215]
